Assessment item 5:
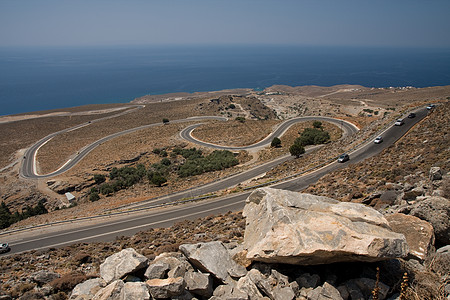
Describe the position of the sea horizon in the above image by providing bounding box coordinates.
[1,44,450,116]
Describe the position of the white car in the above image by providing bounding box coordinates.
[0,243,10,254]
[374,136,383,144]
[394,119,404,126]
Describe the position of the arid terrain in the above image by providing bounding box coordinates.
[0,85,449,299]
[0,85,449,225]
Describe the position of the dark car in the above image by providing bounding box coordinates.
[408,113,416,118]
[0,243,10,254]
[337,153,349,163]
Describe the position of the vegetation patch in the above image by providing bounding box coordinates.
[87,147,238,199]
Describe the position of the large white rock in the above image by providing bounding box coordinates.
[100,248,148,284]
[243,188,408,265]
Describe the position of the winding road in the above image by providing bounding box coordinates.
[4,106,428,255]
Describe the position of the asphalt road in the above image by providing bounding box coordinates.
[5,107,428,255]
[180,116,358,151]
[20,115,226,179]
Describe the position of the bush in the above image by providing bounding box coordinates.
[271,137,282,148]
[149,172,168,187]
[235,116,246,123]
[312,121,323,129]
[289,143,305,158]
[161,158,171,166]
[93,174,106,184]
[296,127,330,146]
[89,191,100,202]
[178,150,238,177]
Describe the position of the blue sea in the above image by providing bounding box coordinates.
[1,45,449,116]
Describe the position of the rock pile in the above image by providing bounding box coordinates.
[67,188,422,299]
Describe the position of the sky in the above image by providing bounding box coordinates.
[1,0,450,48]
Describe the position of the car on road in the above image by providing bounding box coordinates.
[408,113,416,118]
[337,153,349,163]
[374,136,383,144]
[427,104,435,110]
[394,119,404,126]
[0,243,10,254]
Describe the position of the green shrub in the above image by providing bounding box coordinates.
[93,174,106,184]
[271,137,282,148]
[178,150,238,177]
[289,143,305,158]
[296,127,330,146]
[89,191,100,202]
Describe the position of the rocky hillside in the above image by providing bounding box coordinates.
[1,188,448,299]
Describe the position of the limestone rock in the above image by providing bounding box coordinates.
[236,275,265,300]
[69,278,106,300]
[92,280,124,300]
[184,271,213,298]
[409,196,450,246]
[100,248,148,284]
[386,213,435,261]
[120,282,150,300]
[307,282,343,300]
[145,252,193,280]
[146,277,185,299]
[144,261,170,279]
[179,241,247,283]
[243,188,408,265]
[211,283,248,300]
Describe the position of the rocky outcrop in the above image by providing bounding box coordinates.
[243,188,408,265]
[68,188,447,300]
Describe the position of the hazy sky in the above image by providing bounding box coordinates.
[1,0,449,48]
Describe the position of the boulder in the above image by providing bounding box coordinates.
[100,248,148,284]
[246,268,295,300]
[145,252,193,280]
[179,241,247,284]
[184,271,213,298]
[120,282,150,300]
[236,275,265,300]
[386,213,435,261]
[146,277,185,299]
[210,283,248,300]
[69,278,106,300]
[429,167,443,181]
[243,188,408,265]
[30,270,61,285]
[92,280,124,300]
[144,261,170,279]
[307,282,343,300]
[409,196,450,246]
